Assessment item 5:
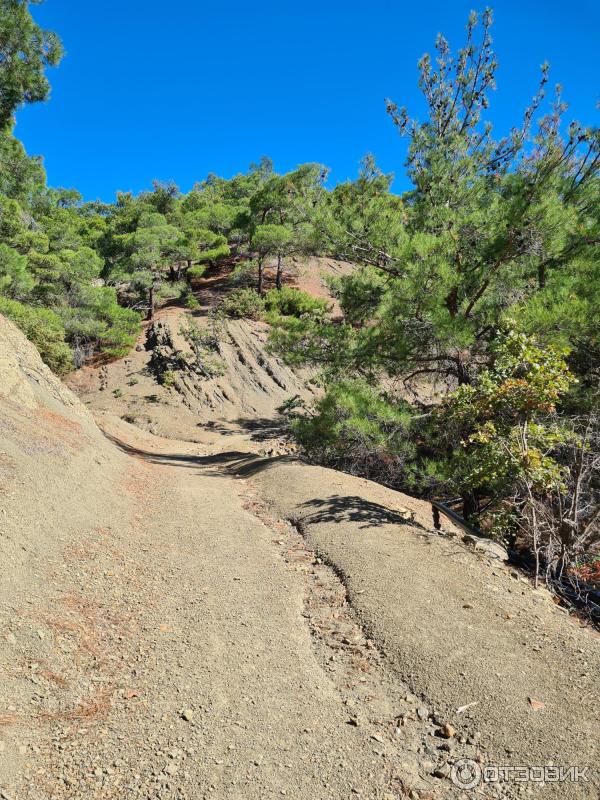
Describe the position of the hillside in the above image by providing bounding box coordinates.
[1,295,599,799]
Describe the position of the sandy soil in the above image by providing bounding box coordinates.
[1,257,599,800]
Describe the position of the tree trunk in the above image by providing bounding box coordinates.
[462,491,477,522]
[146,285,155,321]
[276,253,283,290]
[538,263,546,289]
[445,286,459,317]
[169,265,176,282]
[257,259,264,295]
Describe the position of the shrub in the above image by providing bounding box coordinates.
[180,320,226,378]
[264,287,328,319]
[184,292,200,310]
[219,288,265,320]
[187,264,207,280]
[0,296,73,374]
[112,388,123,398]
[161,370,176,389]
[293,380,417,486]
[434,330,597,581]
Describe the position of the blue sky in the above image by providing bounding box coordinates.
[16,0,600,201]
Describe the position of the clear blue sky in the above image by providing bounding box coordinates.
[15,0,600,201]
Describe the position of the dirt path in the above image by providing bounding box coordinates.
[0,386,445,800]
[2,311,599,800]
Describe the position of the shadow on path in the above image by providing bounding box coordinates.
[104,430,294,477]
[298,495,416,530]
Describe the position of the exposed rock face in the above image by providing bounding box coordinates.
[140,313,318,423]
[0,315,84,413]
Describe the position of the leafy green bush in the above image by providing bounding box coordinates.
[0,296,72,374]
[264,287,328,319]
[161,370,176,389]
[436,330,576,542]
[184,292,200,310]
[219,288,265,320]
[187,264,207,280]
[293,380,416,486]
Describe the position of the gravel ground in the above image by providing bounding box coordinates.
[1,312,598,800]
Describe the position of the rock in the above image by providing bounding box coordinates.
[180,709,194,722]
[416,706,429,720]
[165,764,178,776]
[371,733,384,743]
[135,344,144,351]
[347,717,359,727]
[475,539,509,560]
[434,764,451,779]
[440,723,456,738]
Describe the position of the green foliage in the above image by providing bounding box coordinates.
[0,295,72,373]
[437,331,576,529]
[219,288,265,320]
[187,264,207,280]
[0,241,33,296]
[180,318,226,378]
[264,287,328,319]
[293,380,417,485]
[252,224,292,258]
[184,291,200,310]
[0,0,64,127]
[272,12,599,395]
[161,370,175,389]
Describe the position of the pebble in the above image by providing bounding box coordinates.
[416,706,429,720]
[440,723,456,738]
[181,709,194,722]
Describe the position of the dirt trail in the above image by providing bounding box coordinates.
[1,272,599,800]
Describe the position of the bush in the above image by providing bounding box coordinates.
[435,330,592,578]
[187,264,207,280]
[184,292,200,310]
[161,370,176,389]
[0,296,73,374]
[180,319,226,378]
[293,380,417,487]
[219,288,265,320]
[264,287,328,319]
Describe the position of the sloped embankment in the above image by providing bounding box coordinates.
[67,309,317,448]
[249,460,600,799]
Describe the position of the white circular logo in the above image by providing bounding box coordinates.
[451,758,482,790]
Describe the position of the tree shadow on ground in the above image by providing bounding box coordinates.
[199,417,289,442]
[103,430,294,477]
[298,495,416,530]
